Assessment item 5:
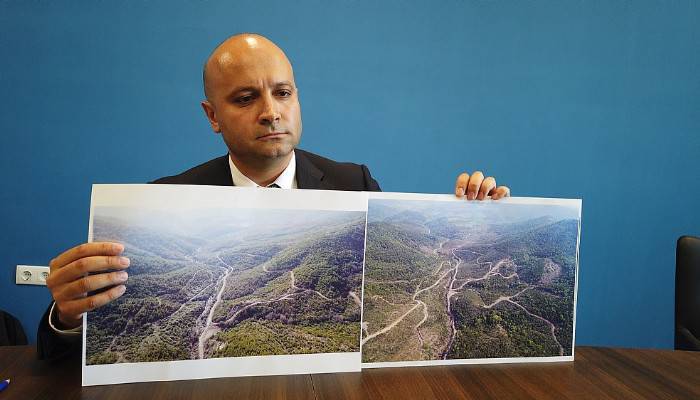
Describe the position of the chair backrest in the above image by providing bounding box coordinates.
[676,235,700,351]
[0,309,28,346]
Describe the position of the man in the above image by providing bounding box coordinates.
[38,34,510,359]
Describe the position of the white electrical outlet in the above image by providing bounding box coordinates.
[16,265,50,286]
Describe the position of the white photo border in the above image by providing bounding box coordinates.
[84,352,360,386]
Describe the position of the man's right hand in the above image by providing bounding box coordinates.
[46,242,130,329]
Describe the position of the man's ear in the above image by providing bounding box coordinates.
[201,100,221,133]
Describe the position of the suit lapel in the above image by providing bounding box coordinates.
[295,149,326,189]
[209,155,234,186]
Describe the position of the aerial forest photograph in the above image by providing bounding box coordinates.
[361,198,580,364]
[86,206,366,365]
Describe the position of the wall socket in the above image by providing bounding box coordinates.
[16,265,50,286]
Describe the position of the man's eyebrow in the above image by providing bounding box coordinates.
[229,86,258,94]
[227,82,294,96]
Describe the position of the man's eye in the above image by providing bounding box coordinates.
[277,90,292,97]
[235,95,254,104]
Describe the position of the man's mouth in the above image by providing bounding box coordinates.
[257,132,288,140]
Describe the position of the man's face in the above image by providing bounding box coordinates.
[202,42,302,163]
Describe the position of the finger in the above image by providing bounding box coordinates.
[454,173,470,197]
[49,242,124,273]
[54,271,129,302]
[478,177,497,200]
[47,255,130,289]
[57,285,127,318]
[467,171,484,200]
[491,186,511,200]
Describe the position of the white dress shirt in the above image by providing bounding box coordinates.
[228,151,298,189]
[48,301,82,335]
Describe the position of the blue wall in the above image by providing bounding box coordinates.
[1,1,698,348]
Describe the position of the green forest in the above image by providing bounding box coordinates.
[362,200,579,363]
[86,211,365,364]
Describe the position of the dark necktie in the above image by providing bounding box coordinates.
[267,183,281,188]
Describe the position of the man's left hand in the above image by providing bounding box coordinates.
[455,171,510,200]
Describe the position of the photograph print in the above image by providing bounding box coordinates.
[83,185,366,384]
[361,194,581,366]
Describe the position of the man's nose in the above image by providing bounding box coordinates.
[258,93,281,126]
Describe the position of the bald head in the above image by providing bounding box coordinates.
[199,33,302,176]
[203,33,294,100]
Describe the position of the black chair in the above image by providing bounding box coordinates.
[675,235,700,351]
[0,309,28,346]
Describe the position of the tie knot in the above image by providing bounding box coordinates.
[267,183,281,188]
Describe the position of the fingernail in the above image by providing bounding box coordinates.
[116,285,126,295]
[456,187,465,197]
[119,257,130,267]
[468,191,475,200]
[112,243,124,253]
[116,271,128,281]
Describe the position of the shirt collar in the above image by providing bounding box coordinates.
[228,151,297,189]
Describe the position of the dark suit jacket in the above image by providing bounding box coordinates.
[152,149,381,191]
[37,149,380,360]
